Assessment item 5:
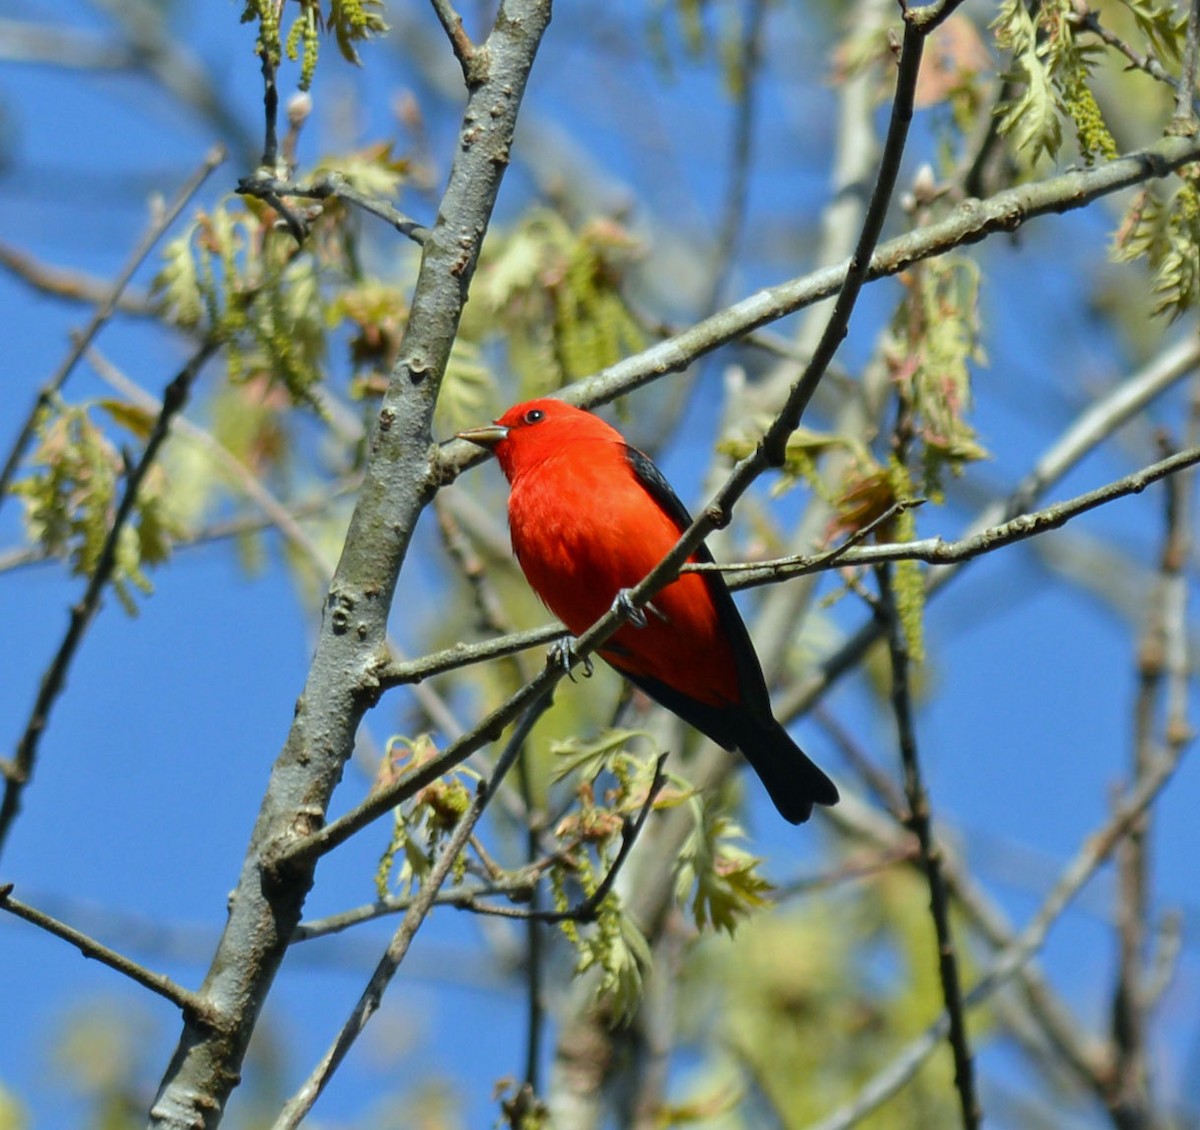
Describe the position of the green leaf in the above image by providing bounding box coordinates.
[96,399,157,441]
[675,801,773,936]
[550,728,652,783]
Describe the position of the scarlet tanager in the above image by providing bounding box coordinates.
[458,398,839,824]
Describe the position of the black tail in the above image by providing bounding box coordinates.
[618,668,838,824]
[734,711,839,825]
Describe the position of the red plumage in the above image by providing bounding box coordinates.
[458,398,838,824]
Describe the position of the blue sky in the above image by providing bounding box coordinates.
[2,2,1199,1126]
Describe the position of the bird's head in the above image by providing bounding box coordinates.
[457,398,620,482]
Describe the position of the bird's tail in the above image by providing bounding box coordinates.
[737,714,839,825]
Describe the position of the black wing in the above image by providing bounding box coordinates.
[621,444,775,721]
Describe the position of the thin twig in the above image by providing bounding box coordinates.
[878,561,979,1128]
[1076,7,1188,101]
[1176,0,1200,126]
[702,0,768,316]
[0,241,157,314]
[270,696,550,1129]
[238,172,430,245]
[1112,419,1196,1125]
[86,348,467,742]
[0,338,220,859]
[436,135,1200,485]
[447,0,943,726]
[456,755,668,924]
[0,144,225,514]
[429,0,478,80]
[824,792,1112,1095]
[789,335,1200,715]
[0,480,363,577]
[380,624,568,687]
[688,445,1200,585]
[813,705,908,820]
[87,347,336,581]
[804,728,1191,1130]
[0,884,212,1022]
[292,874,541,941]
[150,2,555,1122]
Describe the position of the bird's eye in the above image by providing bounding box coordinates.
[523,408,545,425]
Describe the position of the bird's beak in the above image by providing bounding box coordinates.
[457,423,509,448]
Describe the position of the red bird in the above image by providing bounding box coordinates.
[458,398,838,824]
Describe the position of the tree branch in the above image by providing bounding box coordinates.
[147,5,553,1124]
[779,334,1200,729]
[437,132,1200,492]
[804,728,1192,1130]
[0,144,225,515]
[0,884,213,1023]
[878,562,979,1128]
[0,337,221,861]
[237,172,431,245]
[269,695,546,1128]
[429,0,478,82]
[688,445,1200,584]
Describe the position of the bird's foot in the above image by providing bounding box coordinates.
[612,588,667,629]
[613,588,647,628]
[549,636,593,682]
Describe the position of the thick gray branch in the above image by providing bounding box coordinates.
[146,3,553,1125]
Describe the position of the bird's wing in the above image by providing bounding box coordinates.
[621,444,774,719]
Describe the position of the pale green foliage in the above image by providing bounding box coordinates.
[992,0,1116,165]
[11,402,181,614]
[314,141,408,200]
[1119,0,1189,62]
[560,878,654,1026]
[875,255,988,662]
[155,201,326,408]
[470,209,645,395]
[285,2,320,90]
[675,801,773,935]
[675,870,980,1128]
[1114,172,1200,320]
[718,419,873,500]
[239,0,281,70]
[328,0,389,68]
[544,731,678,1021]
[884,255,988,495]
[992,0,1064,161]
[241,0,387,92]
[376,736,476,900]
[551,727,655,783]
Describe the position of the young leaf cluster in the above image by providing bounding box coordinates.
[155,204,328,408]
[471,210,645,397]
[674,802,773,936]
[241,0,388,92]
[375,735,476,900]
[541,732,678,1021]
[1121,0,1190,64]
[1114,168,1200,321]
[992,0,1117,165]
[883,255,988,497]
[11,402,180,614]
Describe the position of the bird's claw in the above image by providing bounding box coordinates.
[613,588,668,629]
[614,588,647,629]
[550,637,593,682]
